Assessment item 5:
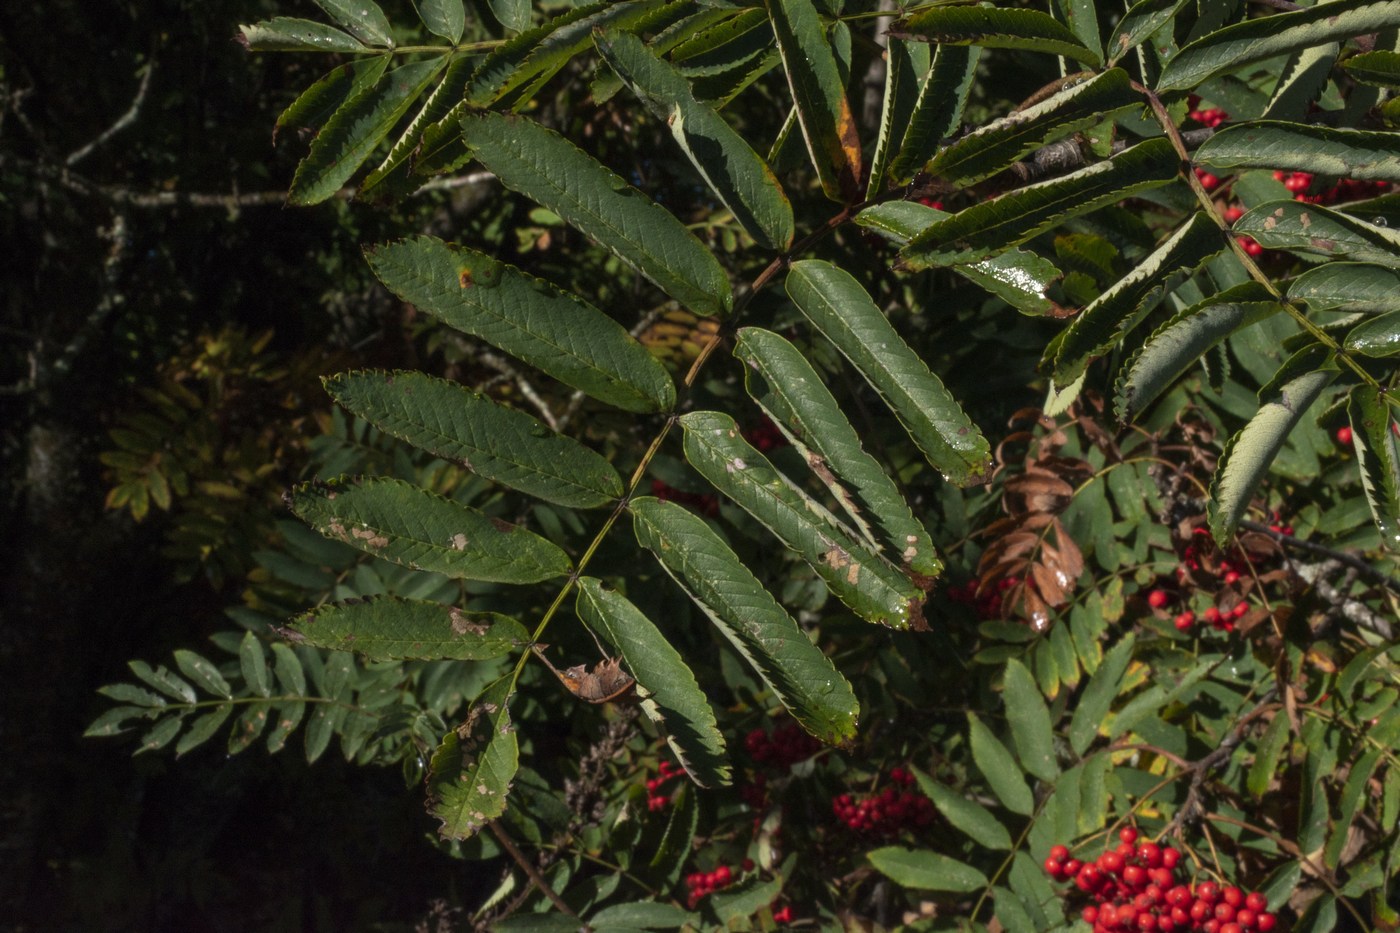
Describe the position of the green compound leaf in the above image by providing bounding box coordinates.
[366,236,675,413]
[857,202,1060,316]
[464,112,731,317]
[680,410,927,630]
[888,44,980,186]
[968,713,1034,815]
[174,649,233,699]
[1115,283,1282,423]
[867,37,930,196]
[1346,386,1400,549]
[671,8,770,75]
[176,705,234,758]
[928,69,1139,187]
[288,597,528,661]
[1234,200,1400,267]
[1208,347,1340,544]
[466,0,676,109]
[240,632,271,698]
[1003,658,1059,782]
[913,767,1014,850]
[359,55,475,199]
[1067,632,1135,755]
[889,5,1100,66]
[899,138,1179,269]
[414,0,465,43]
[289,56,447,205]
[1052,211,1224,384]
[766,0,862,202]
[487,0,531,32]
[238,18,367,53]
[1196,122,1400,183]
[786,260,992,486]
[1156,0,1400,92]
[1106,0,1190,65]
[630,497,859,744]
[595,30,793,251]
[128,659,197,704]
[313,0,393,46]
[287,476,571,584]
[1343,49,1400,87]
[1346,310,1400,357]
[428,677,518,839]
[868,846,988,893]
[276,56,390,140]
[1289,263,1400,314]
[576,578,730,787]
[734,328,941,578]
[326,370,623,509]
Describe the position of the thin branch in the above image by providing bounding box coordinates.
[66,61,154,167]
[487,821,581,923]
[479,352,559,431]
[1238,519,1400,595]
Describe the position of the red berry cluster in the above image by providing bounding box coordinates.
[771,905,794,924]
[916,195,945,210]
[645,758,683,812]
[1186,98,1230,128]
[743,416,789,453]
[831,766,935,837]
[1272,170,1390,205]
[1044,828,1281,932]
[746,721,821,769]
[650,479,719,517]
[948,575,1022,620]
[685,862,738,907]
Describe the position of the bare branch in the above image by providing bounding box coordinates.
[67,61,154,167]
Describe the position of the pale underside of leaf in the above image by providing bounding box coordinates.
[630,497,859,744]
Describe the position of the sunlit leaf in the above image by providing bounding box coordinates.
[1346,385,1400,549]
[868,846,987,892]
[888,44,979,185]
[313,0,393,46]
[288,597,528,661]
[1197,122,1400,182]
[239,18,367,53]
[890,5,1100,65]
[1235,199,1400,267]
[428,678,518,839]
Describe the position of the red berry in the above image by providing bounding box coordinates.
[1083,906,1100,924]
[1120,827,1140,845]
[1256,913,1277,931]
[1049,844,1070,862]
[742,858,755,873]
[1198,171,1221,190]
[1101,850,1125,874]
[1198,882,1220,902]
[1215,902,1237,922]
[1174,611,1195,631]
[1148,589,1170,609]
[714,865,731,886]
[1123,864,1146,888]
[1223,205,1245,223]
[1337,426,1354,446]
[1236,909,1257,929]
[1161,847,1181,869]
[1245,892,1267,912]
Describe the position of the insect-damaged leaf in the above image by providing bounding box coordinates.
[1289,263,1400,314]
[428,678,518,839]
[366,236,675,412]
[239,17,367,53]
[1233,200,1400,267]
[595,31,793,251]
[1156,0,1400,92]
[463,112,732,317]
[1106,0,1190,65]
[630,497,859,744]
[576,578,730,787]
[325,370,623,509]
[766,0,862,202]
[680,410,928,630]
[889,5,1100,65]
[288,597,528,661]
[287,476,571,584]
[786,260,992,486]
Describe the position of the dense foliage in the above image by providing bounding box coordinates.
[77,0,1400,931]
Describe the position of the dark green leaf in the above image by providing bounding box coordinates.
[488,0,531,32]
[264,700,306,754]
[630,497,859,744]
[85,706,153,738]
[709,876,785,925]
[289,476,570,583]
[428,678,518,839]
[464,112,731,316]
[270,642,308,696]
[305,703,346,764]
[1052,211,1223,384]
[1003,658,1059,781]
[1209,348,1339,544]
[1107,0,1190,65]
[899,138,1179,268]
[1346,309,1400,357]
[1055,0,1102,63]
[928,69,1138,186]
[176,705,233,757]
[766,0,862,201]
[276,56,389,139]
[1346,385,1400,548]
[240,632,271,698]
[680,410,927,629]
[414,0,465,43]
[786,260,992,485]
[733,328,941,577]
[366,236,675,411]
[325,370,623,509]
[138,716,184,754]
[867,37,930,196]
[1289,262,1400,314]
[1157,0,1400,92]
[289,57,447,205]
[1342,49,1400,87]
[595,31,793,250]
[289,597,528,661]
[313,0,393,46]
[968,713,1034,814]
[672,8,770,75]
[1115,283,1282,422]
[888,44,979,185]
[359,54,474,198]
[1197,121,1400,182]
[889,6,1100,66]
[228,703,271,753]
[1067,632,1135,755]
[913,768,1014,850]
[174,649,233,700]
[576,578,730,787]
[867,846,988,892]
[97,683,166,707]
[588,902,697,930]
[238,18,366,53]
[127,660,197,704]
